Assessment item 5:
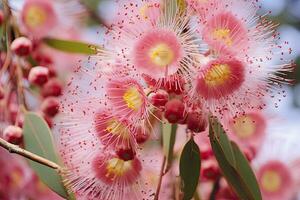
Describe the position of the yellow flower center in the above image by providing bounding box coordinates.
[204,64,231,87]
[11,170,22,188]
[123,86,143,111]
[140,4,151,19]
[25,6,47,28]
[149,43,174,67]
[232,116,256,139]
[106,158,132,180]
[106,119,130,139]
[213,28,232,46]
[261,170,282,193]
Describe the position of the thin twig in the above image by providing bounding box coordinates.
[154,156,166,200]
[0,138,62,172]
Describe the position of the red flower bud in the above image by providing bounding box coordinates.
[10,37,33,57]
[41,97,60,117]
[186,112,208,133]
[201,165,221,181]
[0,85,4,100]
[134,127,150,144]
[149,90,169,107]
[0,10,4,25]
[200,149,214,160]
[41,78,63,97]
[28,66,49,86]
[3,125,23,145]
[164,99,185,123]
[116,148,136,161]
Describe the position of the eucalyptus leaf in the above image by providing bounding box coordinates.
[43,37,98,55]
[23,112,68,198]
[179,138,201,200]
[209,118,262,200]
[162,123,177,171]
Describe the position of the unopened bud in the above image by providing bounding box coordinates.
[41,97,59,117]
[186,112,208,133]
[28,66,49,86]
[149,90,169,107]
[3,125,23,145]
[41,78,63,97]
[11,37,33,57]
[0,85,4,100]
[164,99,185,123]
[0,10,4,25]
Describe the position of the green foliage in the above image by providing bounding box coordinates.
[43,37,98,55]
[23,112,69,198]
[162,123,178,171]
[179,138,201,200]
[209,118,262,200]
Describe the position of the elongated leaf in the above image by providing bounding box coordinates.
[209,118,262,200]
[23,112,68,198]
[162,123,177,171]
[179,138,201,200]
[44,37,98,55]
[210,137,255,200]
[231,142,261,199]
[209,118,235,166]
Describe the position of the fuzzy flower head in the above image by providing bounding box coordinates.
[188,0,293,118]
[103,0,205,88]
[21,0,57,38]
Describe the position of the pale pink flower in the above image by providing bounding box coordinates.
[188,0,293,118]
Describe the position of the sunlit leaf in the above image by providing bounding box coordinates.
[43,37,98,55]
[23,112,68,198]
[180,138,201,200]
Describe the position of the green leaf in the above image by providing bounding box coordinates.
[209,118,262,200]
[162,123,177,171]
[209,118,236,167]
[231,142,262,199]
[179,138,201,200]
[23,112,68,198]
[43,37,98,55]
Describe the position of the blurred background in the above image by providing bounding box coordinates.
[3,0,300,199]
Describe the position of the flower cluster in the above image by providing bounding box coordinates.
[55,0,294,199]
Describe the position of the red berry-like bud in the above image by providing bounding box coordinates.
[202,165,221,181]
[3,125,23,145]
[201,149,214,160]
[149,90,169,107]
[10,37,33,57]
[134,127,150,144]
[41,78,63,97]
[41,97,60,117]
[186,112,208,133]
[0,85,4,100]
[116,148,136,161]
[28,66,49,86]
[0,11,4,25]
[164,99,185,123]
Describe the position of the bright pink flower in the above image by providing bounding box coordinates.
[106,78,148,120]
[225,110,267,150]
[133,29,183,79]
[257,160,295,200]
[21,0,57,38]
[195,57,245,100]
[104,1,205,89]
[94,110,136,150]
[202,12,248,56]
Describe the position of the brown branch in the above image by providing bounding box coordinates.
[0,137,62,172]
[154,156,166,200]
